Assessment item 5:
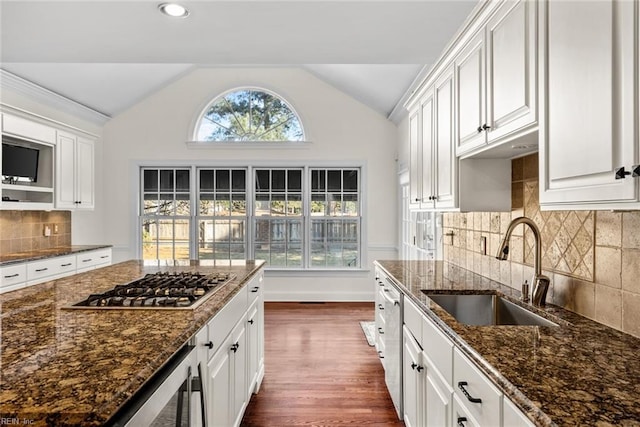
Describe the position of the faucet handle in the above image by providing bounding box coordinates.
[532,275,550,307]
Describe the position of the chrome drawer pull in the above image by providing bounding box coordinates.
[458,381,482,403]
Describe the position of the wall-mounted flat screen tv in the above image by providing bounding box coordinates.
[2,143,39,182]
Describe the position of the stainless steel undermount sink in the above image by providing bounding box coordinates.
[421,292,559,327]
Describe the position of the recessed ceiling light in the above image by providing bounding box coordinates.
[158,3,189,18]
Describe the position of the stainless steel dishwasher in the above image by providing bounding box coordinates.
[382,278,403,419]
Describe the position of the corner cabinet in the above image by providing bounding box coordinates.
[538,0,640,210]
[407,63,511,212]
[56,131,95,210]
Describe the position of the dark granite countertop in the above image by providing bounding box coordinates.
[0,259,265,426]
[375,260,640,427]
[0,245,113,266]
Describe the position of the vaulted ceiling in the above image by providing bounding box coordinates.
[0,0,478,120]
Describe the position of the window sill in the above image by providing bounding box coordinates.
[264,268,371,277]
[185,141,312,149]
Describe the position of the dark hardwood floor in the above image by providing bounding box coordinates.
[241,302,405,426]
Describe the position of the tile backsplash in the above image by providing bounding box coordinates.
[442,153,640,339]
[0,210,71,255]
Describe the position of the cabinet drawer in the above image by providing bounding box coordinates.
[423,315,453,386]
[56,255,77,275]
[453,348,502,427]
[403,297,423,344]
[0,263,27,293]
[76,248,111,270]
[27,258,61,282]
[207,285,248,360]
[453,393,481,427]
[247,271,263,306]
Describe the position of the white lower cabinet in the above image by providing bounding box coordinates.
[0,248,112,293]
[197,270,264,427]
[402,326,423,427]
[453,348,502,427]
[207,341,232,427]
[397,295,536,426]
[424,353,453,427]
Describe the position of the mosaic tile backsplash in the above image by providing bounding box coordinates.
[442,153,640,338]
[0,210,71,255]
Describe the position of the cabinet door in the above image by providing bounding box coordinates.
[434,66,458,209]
[207,345,232,427]
[539,0,637,208]
[425,362,452,427]
[402,326,423,427]
[455,30,486,156]
[230,322,247,427]
[247,303,260,395]
[503,397,535,427]
[420,89,436,209]
[408,108,422,207]
[486,0,537,142]
[56,131,77,209]
[75,137,95,209]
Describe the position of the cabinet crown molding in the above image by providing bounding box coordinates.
[0,69,110,126]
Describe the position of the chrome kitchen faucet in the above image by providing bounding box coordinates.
[496,216,550,307]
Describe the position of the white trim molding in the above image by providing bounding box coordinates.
[0,69,111,125]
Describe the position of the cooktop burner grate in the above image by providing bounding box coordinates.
[67,271,235,310]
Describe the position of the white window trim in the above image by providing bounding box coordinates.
[133,160,368,272]
[191,86,307,143]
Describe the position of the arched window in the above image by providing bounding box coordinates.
[195,88,305,142]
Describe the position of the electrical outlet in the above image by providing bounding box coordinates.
[53,224,59,234]
[43,225,51,237]
[480,236,487,255]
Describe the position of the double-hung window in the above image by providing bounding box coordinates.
[139,165,362,269]
[141,168,191,260]
[197,168,248,260]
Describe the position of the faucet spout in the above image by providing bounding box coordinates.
[496,216,550,306]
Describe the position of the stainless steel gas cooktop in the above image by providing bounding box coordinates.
[67,271,235,310]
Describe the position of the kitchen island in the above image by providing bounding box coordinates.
[376,260,640,426]
[0,259,264,426]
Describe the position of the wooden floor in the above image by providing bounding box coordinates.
[241,302,404,426]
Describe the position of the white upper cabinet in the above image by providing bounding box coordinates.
[485,0,537,143]
[433,67,457,209]
[455,0,538,158]
[455,30,486,155]
[539,0,638,209]
[56,131,95,210]
[2,113,56,144]
[409,108,422,208]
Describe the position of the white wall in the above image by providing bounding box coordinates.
[102,67,398,301]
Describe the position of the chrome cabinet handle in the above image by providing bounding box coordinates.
[458,381,482,403]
